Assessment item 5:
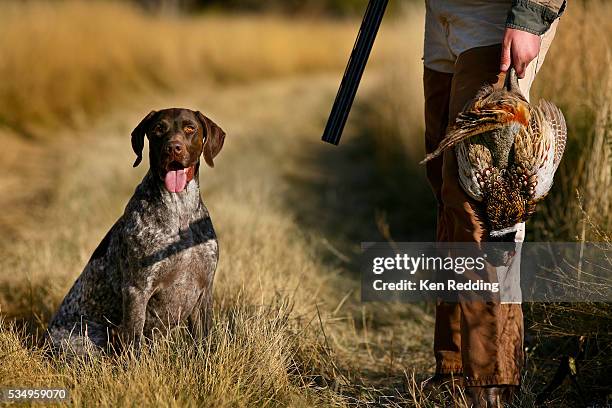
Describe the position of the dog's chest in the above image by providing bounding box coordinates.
[140,220,217,327]
[140,217,216,284]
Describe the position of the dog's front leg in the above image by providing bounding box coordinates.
[121,285,149,353]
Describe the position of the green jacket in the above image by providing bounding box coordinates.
[506,0,567,35]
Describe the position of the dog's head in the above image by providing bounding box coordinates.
[131,108,225,193]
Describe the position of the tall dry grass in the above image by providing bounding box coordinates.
[0,0,610,406]
[529,1,612,242]
[0,73,354,406]
[1,305,341,407]
[0,3,400,406]
[0,0,364,136]
[525,4,612,398]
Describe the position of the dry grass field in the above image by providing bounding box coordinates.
[0,1,610,407]
[0,1,371,135]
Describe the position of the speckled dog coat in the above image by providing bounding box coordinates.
[47,108,225,355]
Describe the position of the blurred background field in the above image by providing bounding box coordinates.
[0,0,610,407]
[0,1,359,135]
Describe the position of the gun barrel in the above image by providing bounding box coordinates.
[322,0,389,146]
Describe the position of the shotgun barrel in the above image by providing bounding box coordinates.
[321,0,389,145]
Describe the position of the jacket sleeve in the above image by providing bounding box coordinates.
[506,0,566,35]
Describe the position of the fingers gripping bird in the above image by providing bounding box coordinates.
[422,68,567,239]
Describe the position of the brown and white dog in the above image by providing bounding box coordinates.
[47,108,225,355]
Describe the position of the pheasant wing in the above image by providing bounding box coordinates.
[519,99,567,201]
[538,99,567,166]
[421,108,515,163]
[421,87,531,164]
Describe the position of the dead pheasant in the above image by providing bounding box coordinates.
[422,68,567,239]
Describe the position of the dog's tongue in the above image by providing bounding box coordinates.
[164,168,188,193]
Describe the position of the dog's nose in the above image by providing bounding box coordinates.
[165,141,185,155]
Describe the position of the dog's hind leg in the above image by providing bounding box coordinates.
[46,321,110,359]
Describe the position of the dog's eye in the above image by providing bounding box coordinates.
[153,123,166,134]
[184,125,196,135]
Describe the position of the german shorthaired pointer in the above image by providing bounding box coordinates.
[47,108,225,355]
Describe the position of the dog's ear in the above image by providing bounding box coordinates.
[196,111,226,168]
[131,110,156,167]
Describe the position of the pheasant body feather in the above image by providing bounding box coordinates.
[422,69,567,237]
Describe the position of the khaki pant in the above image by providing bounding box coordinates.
[423,0,558,386]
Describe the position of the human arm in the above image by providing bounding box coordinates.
[500,0,566,77]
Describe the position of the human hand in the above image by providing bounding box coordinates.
[500,28,542,78]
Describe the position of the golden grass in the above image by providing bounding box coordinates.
[0,1,364,136]
[1,71,419,406]
[529,1,612,241]
[0,76,344,406]
[1,1,611,407]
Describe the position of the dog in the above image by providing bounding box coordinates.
[47,108,225,355]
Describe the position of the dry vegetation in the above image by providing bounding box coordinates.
[0,3,419,404]
[0,1,368,136]
[0,73,356,406]
[0,0,610,407]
